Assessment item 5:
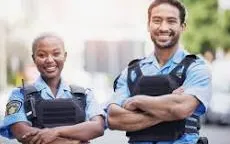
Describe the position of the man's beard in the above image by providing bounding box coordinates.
[151,31,179,49]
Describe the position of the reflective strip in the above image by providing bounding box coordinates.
[186,119,198,126]
[191,114,199,119]
[187,117,198,122]
[185,125,197,130]
[185,125,198,133]
[185,115,199,133]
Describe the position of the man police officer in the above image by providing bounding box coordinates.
[107,0,211,144]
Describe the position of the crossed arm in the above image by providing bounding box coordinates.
[108,104,162,132]
[11,122,76,144]
[108,88,199,131]
[11,115,104,144]
[123,93,199,121]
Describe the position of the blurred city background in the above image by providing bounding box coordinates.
[0,0,230,143]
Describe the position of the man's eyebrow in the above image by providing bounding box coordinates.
[167,17,177,20]
[151,16,162,19]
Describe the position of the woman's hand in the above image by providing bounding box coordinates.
[22,128,59,144]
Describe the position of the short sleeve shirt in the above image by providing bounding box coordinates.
[112,48,212,144]
[0,76,105,139]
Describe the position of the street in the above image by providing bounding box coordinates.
[200,124,230,144]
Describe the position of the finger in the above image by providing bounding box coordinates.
[173,88,184,94]
[22,130,38,139]
[35,137,43,144]
[177,88,184,92]
[122,100,129,107]
[123,98,133,107]
[29,133,41,144]
[177,87,184,91]
[41,137,52,144]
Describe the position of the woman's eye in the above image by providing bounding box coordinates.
[53,52,61,57]
[54,52,60,56]
[37,53,45,58]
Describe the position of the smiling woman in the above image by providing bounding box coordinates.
[0,33,105,144]
[32,34,67,94]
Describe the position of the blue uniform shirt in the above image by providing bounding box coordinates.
[0,76,105,139]
[113,48,212,144]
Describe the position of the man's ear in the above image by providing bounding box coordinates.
[181,23,186,31]
[64,52,67,61]
[147,22,150,32]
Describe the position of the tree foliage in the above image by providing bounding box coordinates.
[180,0,230,53]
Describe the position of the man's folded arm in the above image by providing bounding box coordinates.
[107,104,162,132]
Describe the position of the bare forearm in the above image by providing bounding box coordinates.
[10,122,39,143]
[48,138,80,144]
[108,104,161,131]
[55,116,104,141]
[134,94,199,121]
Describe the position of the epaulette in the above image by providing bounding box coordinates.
[185,54,197,60]
[69,85,86,94]
[128,58,142,67]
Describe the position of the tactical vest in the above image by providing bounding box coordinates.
[22,85,86,128]
[114,55,200,142]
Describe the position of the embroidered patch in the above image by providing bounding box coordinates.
[6,100,22,115]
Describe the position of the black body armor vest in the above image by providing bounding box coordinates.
[114,55,200,142]
[22,85,86,128]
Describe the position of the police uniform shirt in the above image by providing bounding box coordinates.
[0,76,105,138]
[112,48,212,144]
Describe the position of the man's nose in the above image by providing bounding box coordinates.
[158,21,170,31]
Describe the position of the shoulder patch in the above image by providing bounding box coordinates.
[6,100,22,115]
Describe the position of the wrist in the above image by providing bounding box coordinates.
[53,127,61,137]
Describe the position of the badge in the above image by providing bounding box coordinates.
[6,100,22,115]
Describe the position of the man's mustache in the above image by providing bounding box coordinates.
[158,29,175,36]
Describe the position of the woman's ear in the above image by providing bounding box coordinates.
[32,54,35,62]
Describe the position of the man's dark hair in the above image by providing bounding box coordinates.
[32,32,65,54]
[148,0,187,24]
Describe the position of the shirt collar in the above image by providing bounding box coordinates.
[170,48,188,64]
[141,47,188,66]
[34,76,71,92]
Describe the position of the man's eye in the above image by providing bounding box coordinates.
[152,19,161,23]
[168,20,177,24]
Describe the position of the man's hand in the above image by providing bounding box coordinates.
[123,97,139,111]
[172,87,184,95]
[123,87,184,113]
[22,128,59,144]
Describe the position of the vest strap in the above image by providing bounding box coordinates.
[22,84,87,128]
